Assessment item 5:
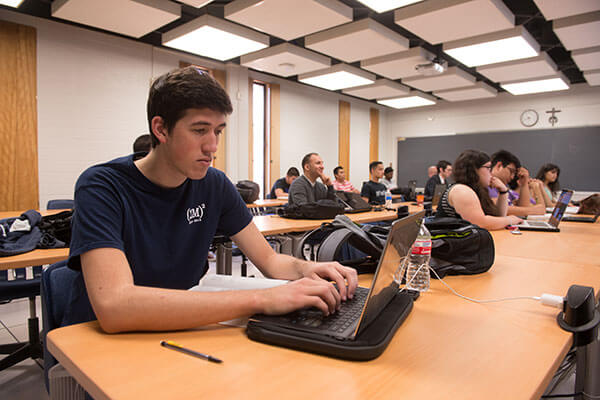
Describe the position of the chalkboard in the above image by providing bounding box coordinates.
[396,126,600,191]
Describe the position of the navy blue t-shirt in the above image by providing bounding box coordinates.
[64,155,252,323]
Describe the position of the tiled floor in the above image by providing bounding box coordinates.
[0,258,579,400]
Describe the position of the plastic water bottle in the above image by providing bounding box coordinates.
[385,189,392,208]
[405,222,432,292]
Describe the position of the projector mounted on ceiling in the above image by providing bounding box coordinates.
[415,58,448,76]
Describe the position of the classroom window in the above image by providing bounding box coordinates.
[252,81,270,198]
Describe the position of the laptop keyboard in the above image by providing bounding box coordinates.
[287,286,369,334]
[526,221,550,227]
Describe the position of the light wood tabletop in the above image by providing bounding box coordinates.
[47,254,600,400]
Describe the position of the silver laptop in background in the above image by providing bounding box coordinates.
[516,190,573,232]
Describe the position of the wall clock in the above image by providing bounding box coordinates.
[520,109,539,127]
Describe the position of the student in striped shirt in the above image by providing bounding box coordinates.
[332,166,359,193]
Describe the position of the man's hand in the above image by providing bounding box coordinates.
[517,167,530,187]
[301,262,358,301]
[258,278,342,316]
[319,173,332,186]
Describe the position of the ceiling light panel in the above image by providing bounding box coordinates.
[305,18,409,63]
[500,73,570,95]
[224,0,352,41]
[402,66,476,92]
[342,79,410,100]
[241,43,331,77]
[1,0,24,7]
[443,26,540,67]
[178,0,213,7]
[377,92,436,109]
[477,53,557,82]
[434,81,497,101]
[51,0,180,39]
[162,14,269,61]
[361,47,435,80]
[354,0,424,14]
[298,64,375,91]
[532,0,600,20]
[394,0,514,45]
[571,46,600,71]
[553,11,600,51]
[583,69,600,86]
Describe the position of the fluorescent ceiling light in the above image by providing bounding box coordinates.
[377,92,436,109]
[0,0,24,6]
[501,74,570,95]
[163,14,269,61]
[298,64,375,91]
[444,26,539,67]
[356,0,424,13]
[179,0,214,7]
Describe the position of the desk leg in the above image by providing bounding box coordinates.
[574,332,600,399]
[215,241,233,275]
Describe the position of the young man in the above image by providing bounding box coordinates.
[424,160,452,199]
[66,67,357,333]
[381,167,397,191]
[488,150,545,216]
[332,166,359,193]
[269,167,299,199]
[288,153,336,206]
[361,161,387,205]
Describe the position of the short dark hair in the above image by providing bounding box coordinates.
[286,167,300,177]
[301,153,318,170]
[147,66,233,147]
[437,160,451,172]
[133,134,151,153]
[490,150,521,170]
[333,166,344,176]
[369,161,382,173]
[384,167,394,174]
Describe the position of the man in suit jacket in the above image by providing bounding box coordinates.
[424,160,452,199]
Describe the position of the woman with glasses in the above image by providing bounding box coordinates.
[435,150,522,230]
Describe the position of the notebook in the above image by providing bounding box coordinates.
[515,190,573,232]
[248,211,424,341]
[334,191,372,213]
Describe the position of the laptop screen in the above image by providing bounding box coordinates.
[549,190,573,227]
[353,211,424,337]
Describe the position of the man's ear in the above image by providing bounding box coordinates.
[151,116,168,144]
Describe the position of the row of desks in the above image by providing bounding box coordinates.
[2,207,599,399]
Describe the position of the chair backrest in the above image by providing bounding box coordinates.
[46,199,74,210]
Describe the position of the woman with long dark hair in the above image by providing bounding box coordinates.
[436,150,522,230]
[535,163,561,206]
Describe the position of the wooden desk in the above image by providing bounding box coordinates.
[47,254,600,400]
[0,210,70,271]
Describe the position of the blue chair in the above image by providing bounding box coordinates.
[46,199,74,210]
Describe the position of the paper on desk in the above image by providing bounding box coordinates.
[189,275,289,328]
[546,206,579,214]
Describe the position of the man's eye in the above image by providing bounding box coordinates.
[194,129,207,134]
[215,130,224,136]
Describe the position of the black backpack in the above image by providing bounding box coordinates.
[424,217,495,279]
[236,180,260,204]
[278,199,345,220]
[294,215,390,272]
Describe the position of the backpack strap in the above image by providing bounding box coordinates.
[315,228,354,262]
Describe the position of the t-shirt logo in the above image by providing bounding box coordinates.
[186,204,206,225]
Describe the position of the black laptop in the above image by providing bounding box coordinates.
[335,191,372,213]
[248,211,424,341]
[515,190,573,232]
[431,184,446,207]
[562,210,600,223]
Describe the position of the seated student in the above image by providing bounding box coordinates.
[435,150,522,230]
[288,153,336,206]
[66,67,357,332]
[332,166,359,193]
[535,163,561,207]
[427,165,437,178]
[381,167,398,191]
[132,134,151,161]
[361,161,387,205]
[269,167,299,199]
[488,150,545,216]
[424,160,452,199]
